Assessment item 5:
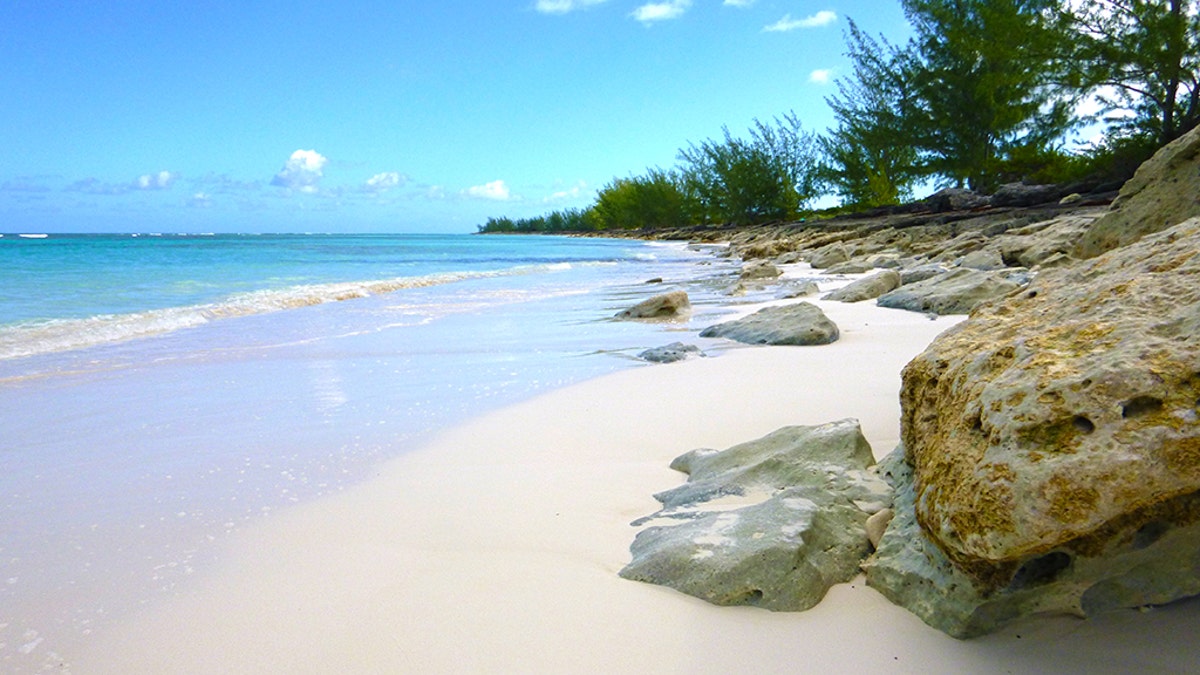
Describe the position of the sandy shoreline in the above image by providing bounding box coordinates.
[75,296,1200,673]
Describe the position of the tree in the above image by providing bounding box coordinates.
[677,113,821,225]
[590,169,691,231]
[901,0,1075,191]
[821,20,921,207]
[1062,0,1200,147]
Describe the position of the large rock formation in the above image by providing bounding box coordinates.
[614,290,690,320]
[699,302,839,346]
[621,420,890,611]
[1076,124,1200,258]
[876,268,1026,315]
[866,217,1200,637]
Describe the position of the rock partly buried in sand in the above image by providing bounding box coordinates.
[698,302,839,346]
[822,270,902,303]
[1076,124,1200,259]
[739,259,784,280]
[638,342,703,364]
[777,280,820,299]
[621,420,891,611]
[876,268,1024,315]
[614,290,690,320]
[866,218,1200,638]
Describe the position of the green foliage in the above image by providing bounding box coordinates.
[821,20,921,208]
[1061,0,1200,147]
[900,0,1076,192]
[476,208,596,234]
[677,113,822,225]
[590,170,692,231]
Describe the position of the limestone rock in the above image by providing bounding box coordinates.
[822,270,902,303]
[866,446,1200,638]
[877,268,1024,315]
[865,508,894,549]
[990,182,1064,208]
[807,244,850,269]
[621,420,891,611]
[825,261,874,275]
[1076,124,1200,258]
[637,342,703,364]
[899,263,952,285]
[924,187,991,212]
[614,290,690,320]
[776,280,820,299]
[869,218,1200,636]
[699,302,839,346]
[958,247,1005,271]
[740,260,784,280]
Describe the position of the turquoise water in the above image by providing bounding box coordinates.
[0,231,749,670]
[0,233,676,359]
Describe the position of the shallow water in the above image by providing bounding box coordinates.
[0,233,779,671]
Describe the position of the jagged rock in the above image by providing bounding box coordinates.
[822,270,902,303]
[638,342,703,364]
[993,212,1100,268]
[776,280,820,299]
[924,187,992,212]
[699,302,839,345]
[958,248,1006,271]
[807,244,850,269]
[899,263,952,285]
[614,290,690,320]
[868,218,1200,637]
[621,420,891,611]
[1076,124,1200,258]
[740,260,784,280]
[990,182,1064,207]
[877,268,1024,315]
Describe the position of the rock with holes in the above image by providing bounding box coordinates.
[620,420,891,611]
[867,218,1200,637]
[638,342,703,364]
[698,302,839,346]
[1076,123,1200,259]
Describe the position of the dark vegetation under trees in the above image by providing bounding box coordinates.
[479,0,1200,234]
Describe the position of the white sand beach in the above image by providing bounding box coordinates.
[76,299,1200,674]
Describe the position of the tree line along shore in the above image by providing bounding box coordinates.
[479,0,1200,236]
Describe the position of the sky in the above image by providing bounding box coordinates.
[0,0,911,233]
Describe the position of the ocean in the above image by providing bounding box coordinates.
[0,232,748,671]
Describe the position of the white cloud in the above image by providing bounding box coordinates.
[764,10,837,32]
[535,0,609,14]
[463,180,513,201]
[271,149,328,192]
[544,180,589,203]
[187,192,213,208]
[134,170,179,190]
[723,0,755,6]
[809,69,833,84]
[364,171,408,192]
[632,0,691,24]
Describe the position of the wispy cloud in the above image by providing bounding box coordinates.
[632,0,691,24]
[187,192,214,208]
[363,171,408,193]
[65,178,130,196]
[463,180,514,201]
[764,10,837,32]
[535,0,609,14]
[809,69,833,84]
[544,180,589,203]
[723,0,755,7]
[134,170,179,190]
[271,149,328,193]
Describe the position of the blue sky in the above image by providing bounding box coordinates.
[1,0,909,233]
